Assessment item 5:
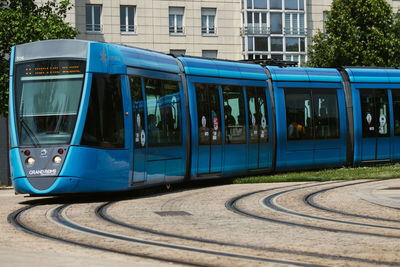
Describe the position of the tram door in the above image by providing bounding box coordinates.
[130,76,146,184]
[247,87,269,169]
[195,84,222,175]
[360,90,391,161]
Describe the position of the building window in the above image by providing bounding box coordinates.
[285,13,305,35]
[202,8,216,35]
[271,37,283,51]
[270,13,282,34]
[120,6,135,33]
[247,0,268,9]
[285,0,304,10]
[247,12,268,35]
[270,0,282,9]
[169,7,184,34]
[255,37,268,51]
[202,50,218,58]
[170,50,186,57]
[286,37,299,51]
[271,54,283,60]
[248,37,268,52]
[86,5,102,32]
[255,0,267,9]
[323,11,328,33]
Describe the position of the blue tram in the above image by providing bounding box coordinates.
[8,39,400,195]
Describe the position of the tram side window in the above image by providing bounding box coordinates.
[393,92,400,136]
[285,88,339,140]
[285,89,312,140]
[246,86,269,143]
[163,80,181,145]
[81,74,124,148]
[313,91,339,139]
[195,83,222,145]
[222,85,246,144]
[144,78,181,146]
[129,76,145,148]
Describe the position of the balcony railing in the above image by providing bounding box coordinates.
[241,26,270,35]
[284,28,307,35]
[202,27,217,35]
[169,26,185,35]
[241,26,307,36]
[86,24,102,33]
[121,25,137,33]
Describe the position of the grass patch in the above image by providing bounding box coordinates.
[233,163,400,184]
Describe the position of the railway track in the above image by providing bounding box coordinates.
[226,180,400,266]
[8,180,400,266]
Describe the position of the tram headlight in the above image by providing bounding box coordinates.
[53,155,62,164]
[25,157,35,166]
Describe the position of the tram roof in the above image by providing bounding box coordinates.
[14,39,88,63]
[178,56,268,81]
[266,66,343,83]
[345,68,400,84]
[13,40,181,75]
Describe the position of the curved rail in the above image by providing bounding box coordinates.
[225,180,400,266]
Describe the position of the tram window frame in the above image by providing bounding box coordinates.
[393,91,400,136]
[284,88,340,141]
[81,74,125,148]
[222,85,247,144]
[143,77,182,147]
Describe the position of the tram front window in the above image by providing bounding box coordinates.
[15,60,85,146]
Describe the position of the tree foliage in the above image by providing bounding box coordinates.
[0,0,78,116]
[308,0,400,68]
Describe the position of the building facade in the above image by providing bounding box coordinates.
[37,0,400,62]
[242,0,307,65]
[59,0,243,60]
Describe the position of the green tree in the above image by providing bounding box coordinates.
[0,0,78,115]
[308,0,400,68]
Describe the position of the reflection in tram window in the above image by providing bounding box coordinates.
[360,90,390,138]
[129,76,145,148]
[144,78,181,146]
[360,94,376,138]
[195,83,222,145]
[377,94,389,136]
[246,87,268,143]
[285,88,339,140]
[222,85,246,144]
[285,89,312,140]
[81,74,125,148]
[313,91,339,139]
[393,92,400,136]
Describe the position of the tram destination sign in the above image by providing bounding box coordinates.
[18,60,85,77]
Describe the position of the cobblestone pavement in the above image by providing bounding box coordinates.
[1,179,399,266]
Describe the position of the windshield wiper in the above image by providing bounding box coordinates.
[19,101,39,147]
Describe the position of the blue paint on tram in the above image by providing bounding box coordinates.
[8,39,400,195]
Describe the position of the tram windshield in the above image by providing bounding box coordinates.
[15,60,85,146]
